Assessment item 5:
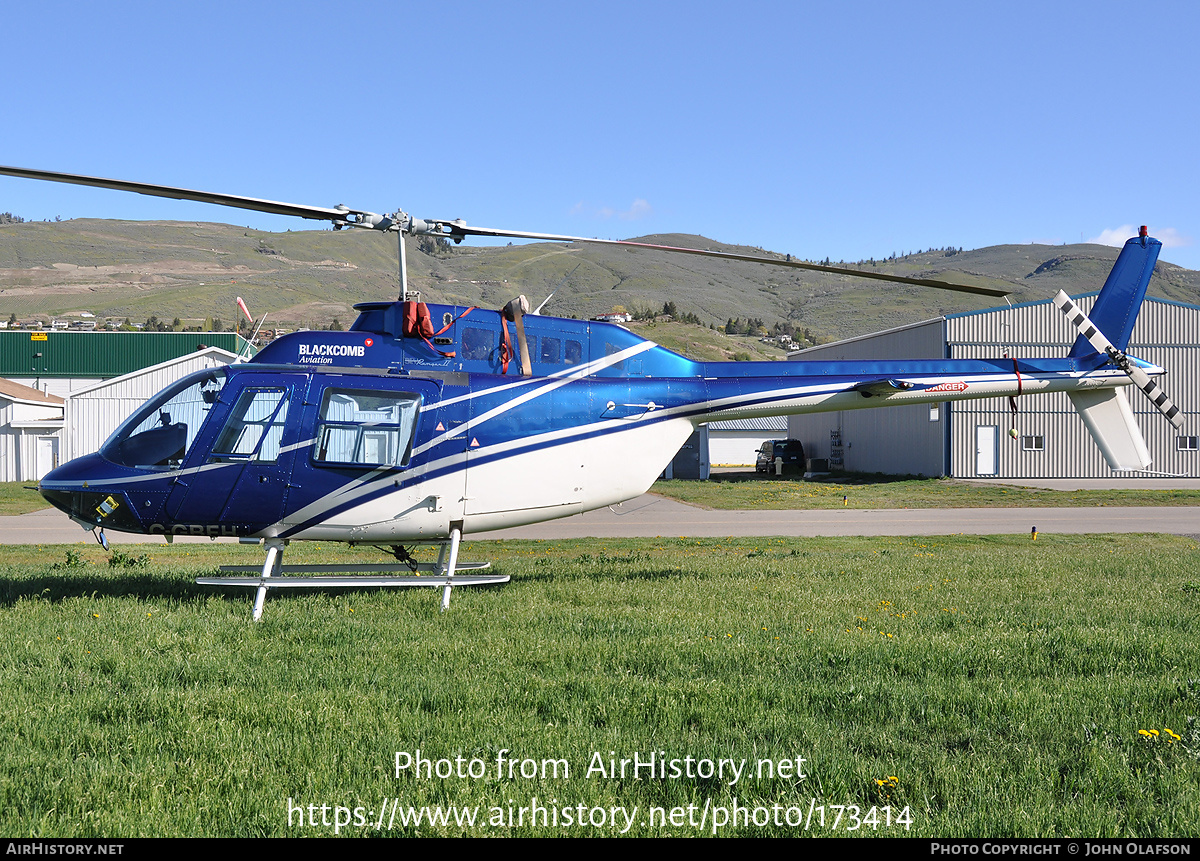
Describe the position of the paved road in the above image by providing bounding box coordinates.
[481,496,1200,539]
[2,496,1196,544]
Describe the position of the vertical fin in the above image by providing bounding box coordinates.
[1068,235,1161,358]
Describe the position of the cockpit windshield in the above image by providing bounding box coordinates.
[99,368,228,469]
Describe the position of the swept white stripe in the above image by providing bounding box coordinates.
[431,340,659,409]
[413,340,656,456]
[46,459,245,489]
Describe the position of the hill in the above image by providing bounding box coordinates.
[1,219,1197,350]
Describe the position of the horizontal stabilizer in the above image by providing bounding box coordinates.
[1067,388,1151,471]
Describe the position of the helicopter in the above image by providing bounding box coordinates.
[0,165,1184,619]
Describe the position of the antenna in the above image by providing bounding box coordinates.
[535,263,582,315]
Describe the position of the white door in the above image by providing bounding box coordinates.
[35,436,59,479]
[975,425,998,476]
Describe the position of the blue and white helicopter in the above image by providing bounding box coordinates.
[0,166,1183,618]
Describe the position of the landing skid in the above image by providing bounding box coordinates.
[195,528,509,620]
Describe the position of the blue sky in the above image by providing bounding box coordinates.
[2,1,1197,270]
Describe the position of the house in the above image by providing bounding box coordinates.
[0,378,64,481]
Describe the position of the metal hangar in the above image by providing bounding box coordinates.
[786,294,1198,479]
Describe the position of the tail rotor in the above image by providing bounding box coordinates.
[1053,289,1184,429]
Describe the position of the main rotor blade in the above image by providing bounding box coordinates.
[1,163,1008,297]
[437,223,1010,298]
[1054,290,1184,428]
[0,164,381,227]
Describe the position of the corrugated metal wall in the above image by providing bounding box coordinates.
[0,400,15,480]
[0,423,59,482]
[787,319,948,476]
[779,296,1197,479]
[0,392,63,481]
[0,331,252,378]
[947,296,1199,478]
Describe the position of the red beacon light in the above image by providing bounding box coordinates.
[1139,225,1149,237]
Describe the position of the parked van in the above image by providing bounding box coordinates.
[755,439,805,475]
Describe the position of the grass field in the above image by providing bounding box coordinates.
[1,534,1197,837]
[0,483,46,516]
[653,472,1200,510]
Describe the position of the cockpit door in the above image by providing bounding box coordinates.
[163,373,300,530]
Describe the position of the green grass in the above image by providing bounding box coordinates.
[654,472,1200,510]
[0,535,1197,837]
[0,482,48,515]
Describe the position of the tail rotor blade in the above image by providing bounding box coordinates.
[1053,291,1116,355]
[1124,362,1185,429]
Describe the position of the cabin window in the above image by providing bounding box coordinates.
[604,341,625,371]
[540,337,561,364]
[314,388,421,468]
[211,388,289,462]
[462,327,494,361]
[564,339,583,366]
